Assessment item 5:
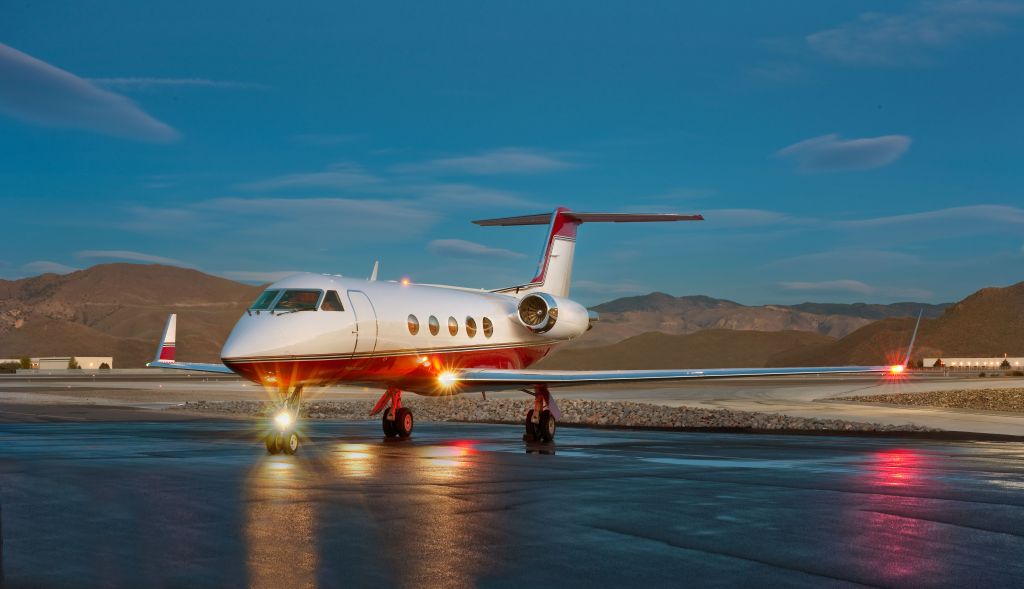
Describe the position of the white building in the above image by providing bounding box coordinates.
[924,357,1023,370]
[35,357,114,370]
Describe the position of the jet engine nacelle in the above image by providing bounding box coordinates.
[516,292,591,339]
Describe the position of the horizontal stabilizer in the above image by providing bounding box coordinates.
[473,212,703,226]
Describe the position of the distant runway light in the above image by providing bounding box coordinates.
[889,364,905,375]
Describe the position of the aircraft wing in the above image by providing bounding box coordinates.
[145,314,236,375]
[146,360,235,374]
[450,365,897,389]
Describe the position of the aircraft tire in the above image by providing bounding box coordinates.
[382,412,398,438]
[395,408,414,439]
[539,409,556,442]
[524,409,541,442]
[282,432,299,455]
[265,434,281,454]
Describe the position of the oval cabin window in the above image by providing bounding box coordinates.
[428,316,440,336]
[448,316,458,336]
[482,317,493,338]
[407,314,419,335]
[465,316,477,338]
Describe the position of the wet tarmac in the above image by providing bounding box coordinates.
[1,419,1023,588]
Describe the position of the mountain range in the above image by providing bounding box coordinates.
[0,263,1015,370]
[0,264,258,367]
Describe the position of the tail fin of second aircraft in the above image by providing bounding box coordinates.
[475,207,702,297]
[154,313,177,363]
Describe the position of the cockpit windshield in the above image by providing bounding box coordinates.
[273,290,322,311]
[250,290,280,310]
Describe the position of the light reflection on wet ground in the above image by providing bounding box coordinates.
[0,421,1023,587]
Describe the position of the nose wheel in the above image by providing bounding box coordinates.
[266,385,303,455]
[373,386,414,439]
[265,431,300,455]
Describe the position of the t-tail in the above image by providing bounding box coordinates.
[475,207,703,297]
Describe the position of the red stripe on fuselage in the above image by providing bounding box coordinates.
[224,342,554,392]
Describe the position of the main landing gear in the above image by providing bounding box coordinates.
[524,384,558,443]
[266,385,302,455]
[371,386,413,439]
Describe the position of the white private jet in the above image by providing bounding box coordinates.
[149,207,908,454]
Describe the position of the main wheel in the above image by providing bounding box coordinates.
[382,411,398,438]
[394,407,414,439]
[539,409,556,442]
[281,431,300,455]
[524,409,542,442]
[265,434,281,454]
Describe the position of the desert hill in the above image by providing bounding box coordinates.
[0,262,995,370]
[537,329,835,370]
[0,264,260,367]
[770,281,1024,367]
[579,292,947,348]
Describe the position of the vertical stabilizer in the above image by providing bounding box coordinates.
[154,314,177,363]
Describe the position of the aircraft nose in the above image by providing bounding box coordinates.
[221,314,281,359]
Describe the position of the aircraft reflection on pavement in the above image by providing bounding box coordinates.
[246,458,320,589]
[244,438,490,589]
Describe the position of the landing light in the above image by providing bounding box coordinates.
[274,410,294,430]
[889,364,905,375]
[438,371,459,388]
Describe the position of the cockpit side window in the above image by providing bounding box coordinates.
[321,290,345,311]
[273,290,322,311]
[250,290,280,310]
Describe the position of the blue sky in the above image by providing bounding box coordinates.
[1,1,1022,305]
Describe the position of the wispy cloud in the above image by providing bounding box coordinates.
[779,279,876,295]
[237,163,380,192]
[572,279,649,294]
[778,279,932,300]
[395,148,576,175]
[748,62,806,82]
[88,78,266,91]
[23,260,78,275]
[840,204,1024,227]
[0,43,179,142]
[74,250,191,267]
[807,1,1024,66]
[700,209,804,227]
[766,248,921,269]
[776,134,911,172]
[289,133,358,145]
[220,270,303,283]
[427,239,525,260]
[417,183,539,208]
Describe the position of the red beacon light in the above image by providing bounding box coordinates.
[889,364,905,375]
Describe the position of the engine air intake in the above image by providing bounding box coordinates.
[518,293,559,333]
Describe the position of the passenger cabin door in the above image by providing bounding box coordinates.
[347,291,378,355]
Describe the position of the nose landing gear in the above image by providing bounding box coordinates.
[265,385,303,455]
[372,386,413,439]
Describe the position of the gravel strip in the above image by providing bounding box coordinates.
[835,388,1024,413]
[173,398,938,432]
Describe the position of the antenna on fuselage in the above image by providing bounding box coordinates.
[369,260,379,281]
